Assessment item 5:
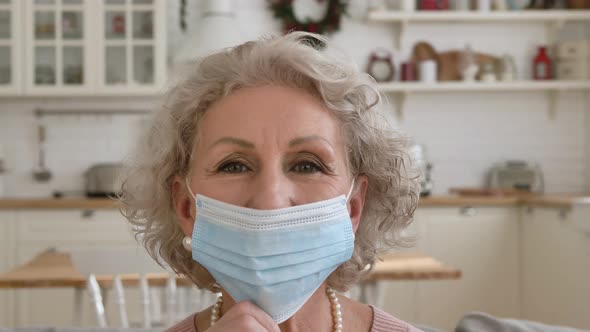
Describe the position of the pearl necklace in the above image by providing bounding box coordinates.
[210,287,343,331]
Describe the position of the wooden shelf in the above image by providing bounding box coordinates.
[378,81,590,119]
[378,80,590,93]
[368,10,590,23]
[368,10,590,49]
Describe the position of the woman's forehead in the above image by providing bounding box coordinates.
[197,85,345,150]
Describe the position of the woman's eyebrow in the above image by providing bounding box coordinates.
[208,137,255,151]
[289,136,334,149]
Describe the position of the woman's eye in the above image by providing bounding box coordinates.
[218,161,249,174]
[292,160,322,174]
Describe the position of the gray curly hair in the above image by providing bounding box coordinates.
[119,32,420,292]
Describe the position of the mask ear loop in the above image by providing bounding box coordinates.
[182,178,197,252]
[346,178,356,202]
[185,177,196,199]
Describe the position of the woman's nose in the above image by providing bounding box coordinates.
[246,168,293,210]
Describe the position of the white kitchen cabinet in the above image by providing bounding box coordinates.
[0,0,22,95]
[521,207,590,330]
[24,0,93,94]
[378,211,429,325]
[0,211,17,328]
[379,207,521,332]
[18,0,166,96]
[97,0,167,95]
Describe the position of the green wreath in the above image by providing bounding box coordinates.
[268,0,348,35]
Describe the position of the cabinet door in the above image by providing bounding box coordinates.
[522,207,590,329]
[98,0,166,94]
[415,207,520,331]
[0,211,17,328]
[378,209,430,325]
[25,0,93,94]
[0,0,21,94]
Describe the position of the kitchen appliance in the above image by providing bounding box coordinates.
[32,124,52,182]
[85,163,124,198]
[488,160,544,193]
[410,144,433,197]
[174,0,243,64]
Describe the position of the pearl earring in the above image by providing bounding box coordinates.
[182,236,192,251]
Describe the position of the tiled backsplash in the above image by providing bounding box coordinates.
[0,98,155,198]
[0,0,588,197]
[0,91,586,197]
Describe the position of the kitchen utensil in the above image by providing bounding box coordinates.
[528,0,557,8]
[488,160,544,193]
[401,62,416,81]
[419,60,438,83]
[419,0,450,10]
[85,163,124,198]
[412,42,438,63]
[479,62,497,82]
[437,50,500,81]
[499,54,517,81]
[477,0,493,10]
[567,0,590,8]
[402,0,416,11]
[32,124,52,182]
[460,44,478,81]
[493,0,509,9]
[453,0,471,10]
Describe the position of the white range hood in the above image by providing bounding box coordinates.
[173,0,244,64]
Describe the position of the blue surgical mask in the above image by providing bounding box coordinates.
[183,180,356,323]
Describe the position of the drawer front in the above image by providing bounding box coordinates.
[557,41,590,59]
[557,60,590,80]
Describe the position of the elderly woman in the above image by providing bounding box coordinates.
[120,32,421,332]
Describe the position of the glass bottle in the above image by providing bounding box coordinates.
[533,46,552,80]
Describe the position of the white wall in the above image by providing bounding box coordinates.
[0,0,588,197]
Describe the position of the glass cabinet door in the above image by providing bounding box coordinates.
[29,0,87,89]
[103,0,156,88]
[0,0,16,91]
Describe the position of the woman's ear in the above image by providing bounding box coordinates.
[172,176,196,236]
[348,175,368,233]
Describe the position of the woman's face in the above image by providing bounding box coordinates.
[173,85,367,235]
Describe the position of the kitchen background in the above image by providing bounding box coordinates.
[1,0,590,331]
[0,0,589,196]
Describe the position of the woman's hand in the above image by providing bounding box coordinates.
[207,302,280,332]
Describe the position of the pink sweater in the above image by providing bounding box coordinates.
[165,306,423,332]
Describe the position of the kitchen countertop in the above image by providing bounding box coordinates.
[0,194,586,210]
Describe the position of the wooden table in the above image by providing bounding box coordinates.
[0,250,192,289]
[0,250,461,319]
[357,252,461,307]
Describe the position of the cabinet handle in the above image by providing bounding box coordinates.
[460,206,477,216]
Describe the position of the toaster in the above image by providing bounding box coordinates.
[488,160,544,193]
[85,163,124,198]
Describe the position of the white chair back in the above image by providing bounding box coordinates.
[73,247,216,328]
